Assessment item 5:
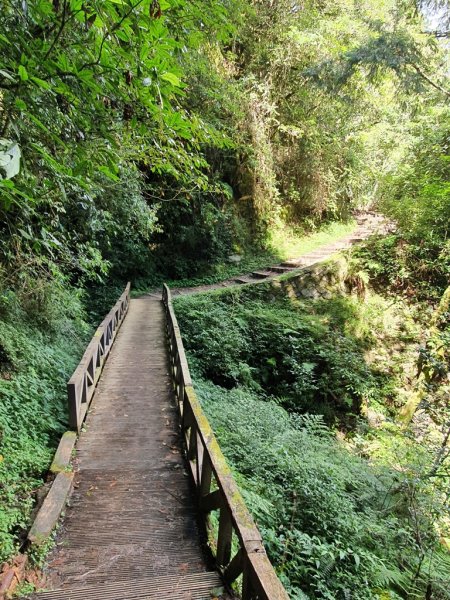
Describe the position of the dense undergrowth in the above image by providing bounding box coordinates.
[197,382,449,600]
[174,266,450,599]
[175,289,384,420]
[0,286,89,561]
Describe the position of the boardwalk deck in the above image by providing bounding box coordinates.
[31,297,222,600]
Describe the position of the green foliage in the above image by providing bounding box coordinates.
[0,0,239,299]
[174,263,449,598]
[0,286,88,561]
[364,107,449,300]
[195,380,449,599]
[226,0,448,224]
[148,190,235,279]
[175,290,379,420]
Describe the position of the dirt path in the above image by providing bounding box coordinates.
[168,212,389,297]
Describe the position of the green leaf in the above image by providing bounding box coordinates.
[18,65,28,81]
[160,72,182,87]
[98,166,120,181]
[115,29,130,42]
[14,99,27,111]
[31,76,51,90]
[0,69,15,81]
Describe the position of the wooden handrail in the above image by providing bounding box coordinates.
[162,284,289,600]
[68,283,131,432]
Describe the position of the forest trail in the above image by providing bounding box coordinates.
[28,297,224,600]
[169,212,389,297]
[25,211,386,600]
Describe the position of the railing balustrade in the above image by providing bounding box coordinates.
[162,284,289,600]
[68,283,130,431]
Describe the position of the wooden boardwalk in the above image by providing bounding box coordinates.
[32,297,222,600]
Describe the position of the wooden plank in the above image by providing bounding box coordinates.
[199,454,212,497]
[199,489,222,513]
[67,382,79,431]
[28,472,74,545]
[162,285,192,386]
[223,548,244,585]
[216,508,232,567]
[50,431,77,473]
[246,551,290,600]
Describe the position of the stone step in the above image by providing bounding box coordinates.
[270,266,292,273]
[281,261,302,268]
[250,271,269,279]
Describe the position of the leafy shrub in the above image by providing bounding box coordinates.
[175,290,377,420]
[0,286,89,561]
[195,380,449,599]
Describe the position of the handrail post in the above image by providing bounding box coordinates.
[67,382,79,431]
[217,507,233,567]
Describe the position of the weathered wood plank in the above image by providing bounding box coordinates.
[184,386,263,547]
[199,489,222,513]
[28,472,74,545]
[50,431,77,473]
[247,551,290,600]
[223,548,244,585]
[216,508,233,567]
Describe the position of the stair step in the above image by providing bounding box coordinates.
[270,266,291,273]
[29,572,223,600]
[281,261,301,268]
[233,278,249,284]
[250,271,269,279]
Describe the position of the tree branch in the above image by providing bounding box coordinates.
[43,0,69,61]
[411,63,450,98]
[421,29,450,37]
